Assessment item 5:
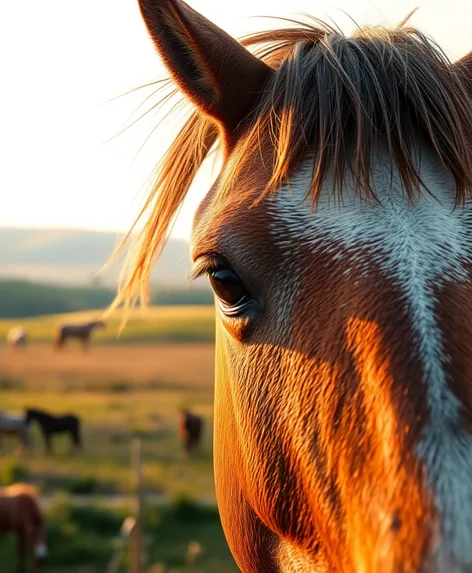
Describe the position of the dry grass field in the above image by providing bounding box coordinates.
[1,342,215,391]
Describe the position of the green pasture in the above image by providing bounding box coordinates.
[0,306,215,344]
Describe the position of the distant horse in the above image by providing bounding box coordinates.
[0,412,32,455]
[178,409,203,455]
[7,327,28,350]
[25,408,82,455]
[54,319,105,350]
[0,483,47,573]
[109,1,472,571]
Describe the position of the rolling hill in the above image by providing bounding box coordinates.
[0,227,203,289]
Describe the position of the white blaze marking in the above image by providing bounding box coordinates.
[269,149,472,568]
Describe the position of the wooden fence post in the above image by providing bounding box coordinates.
[130,438,143,573]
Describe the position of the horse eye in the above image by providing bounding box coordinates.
[209,268,249,309]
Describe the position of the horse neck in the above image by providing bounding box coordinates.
[29,410,45,421]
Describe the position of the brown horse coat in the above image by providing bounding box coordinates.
[178,410,203,453]
[0,484,47,572]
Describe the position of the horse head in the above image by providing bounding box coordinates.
[24,409,34,424]
[25,491,48,568]
[112,1,472,571]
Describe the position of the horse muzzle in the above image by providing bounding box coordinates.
[34,543,48,560]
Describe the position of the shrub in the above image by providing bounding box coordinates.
[111,381,132,393]
[167,492,208,523]
[0,459,30,485]
[0,377,25,390]
[66,475,101,495]
[68,505,125,536]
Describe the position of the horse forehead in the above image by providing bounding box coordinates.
[268,160,472,279]
[194,149,472,266]
[191,190,275,260]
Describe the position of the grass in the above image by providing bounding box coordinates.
[0,306,215,344]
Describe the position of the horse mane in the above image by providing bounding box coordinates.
[26,408,46,418]
[2,483,38,499]
[27,408,75,420]
[107,15,472,315]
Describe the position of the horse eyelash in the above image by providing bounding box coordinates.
[188,255,223,282]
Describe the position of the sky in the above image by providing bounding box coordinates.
[1,0,471,240]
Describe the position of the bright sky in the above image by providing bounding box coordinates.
[1,0,471,240]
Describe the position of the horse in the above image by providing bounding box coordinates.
[54,319,105,350]
[0,483,47,573]
[0,412,32,455]
[24,408,82,455]
[178,409,203,455]
[7,327,28,350]
[108,2,472,571]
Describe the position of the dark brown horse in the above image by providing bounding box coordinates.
[0,484,47,573]
[54,319,105,350]
[25,408,82,455]
[108,2,472,572]
[178,409,203,455]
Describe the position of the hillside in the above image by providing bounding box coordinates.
[0,279,213,318]
[0,227,203,288]
[0,305,215,343]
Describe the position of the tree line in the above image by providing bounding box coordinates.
[0,280,213,318]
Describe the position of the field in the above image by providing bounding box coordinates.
[0,306,216,344]
[0,306,240,572]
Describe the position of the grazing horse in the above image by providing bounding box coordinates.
[108,2,472,572]
[25,408,82,455]
[54,319,105,350]
[178,409,203,455]
[7,327,28,350]
[0,484,47,573]
[0,412,32,455]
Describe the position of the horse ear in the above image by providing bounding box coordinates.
[453,51,472,93]
[138,0,272,136]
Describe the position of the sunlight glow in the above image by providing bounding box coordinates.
[1,0,470,239]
